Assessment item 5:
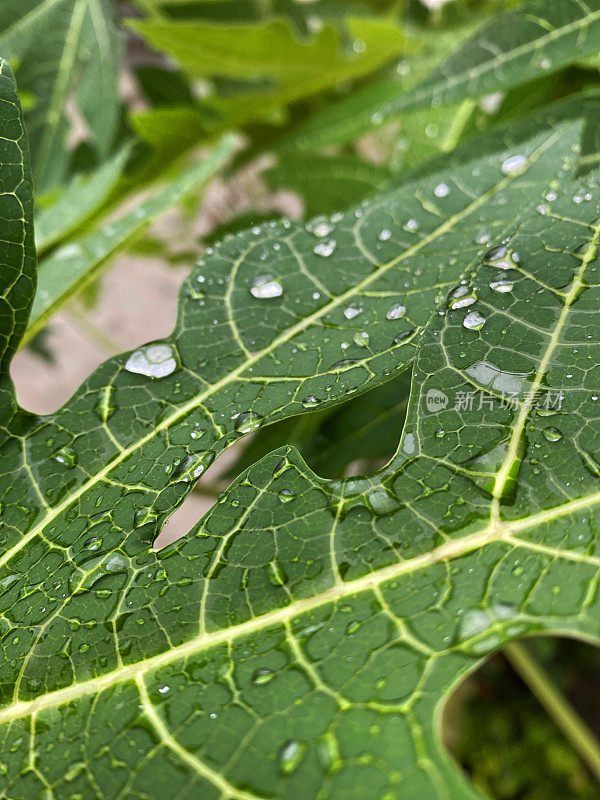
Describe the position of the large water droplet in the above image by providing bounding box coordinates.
[126,343,178,379]
[250,275,283,299]
[234,411,263,434]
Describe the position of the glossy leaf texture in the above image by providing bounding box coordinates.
[288,0,600,152]
[0,0,122,193]
[3,69,600,800]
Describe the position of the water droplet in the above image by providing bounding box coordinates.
[367,489,399,515]
[404,218,419,232]
[314,240,337,258]
[279,740,305,774]
[434,182,450,198]
[449,286,476,310]
[278,489,295,503]
[484,245,508,262]
[379,229,392,241]
[308,218,334,238]
[302,395,322,408]
[490,279,513,293]
[125,343,178,379]
[234,412,263,434]
[158,684,170,695]
[94,386,115,423]
[353,331,369,347]
[463,310,486,331]
[386,302,405,320]
[343,304,362,320]
[267,560,287,587]
[252,668,275,685]
[543,426,562,442]
[501,154,527,176]
[250,275,283,299]
[54,446,76,467]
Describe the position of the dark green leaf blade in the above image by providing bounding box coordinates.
[0,113,598,800]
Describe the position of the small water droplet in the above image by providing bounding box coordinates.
[302,395,322,408]
[279,740,305,774]
[267,560,287,587]
[463,310,486,331]
[501,154,527,176]
[252,668,275,685]
[542,426,562,442]
[379,228,392,241]
[54,446,76,467]
[309,219,334,238]
[490,279,513,293]
[449,286,476,310]
[314,240,337,258]
[234,412,263,434]
[484,245,508,262]
[353,331,369,347]
[343,304,362,320]
[434,182,450,198]
[386,302,405,320]
[278,489,295,503]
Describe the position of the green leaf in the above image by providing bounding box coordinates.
[23,134,237,345]
[265,153,391,218]
[128,15,406,132]
[0,0,123,192]
[4,49,600,793]
[0,59,35,381]
[288,0,600,151]
[34,145,131,255]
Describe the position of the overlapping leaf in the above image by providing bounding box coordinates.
[129,15,406,140]
[288,0,600,151]
[0,0,122,192]
[2,60,600,800]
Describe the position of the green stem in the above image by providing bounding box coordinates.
[66,305,122,356]
[504,641,600,783]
